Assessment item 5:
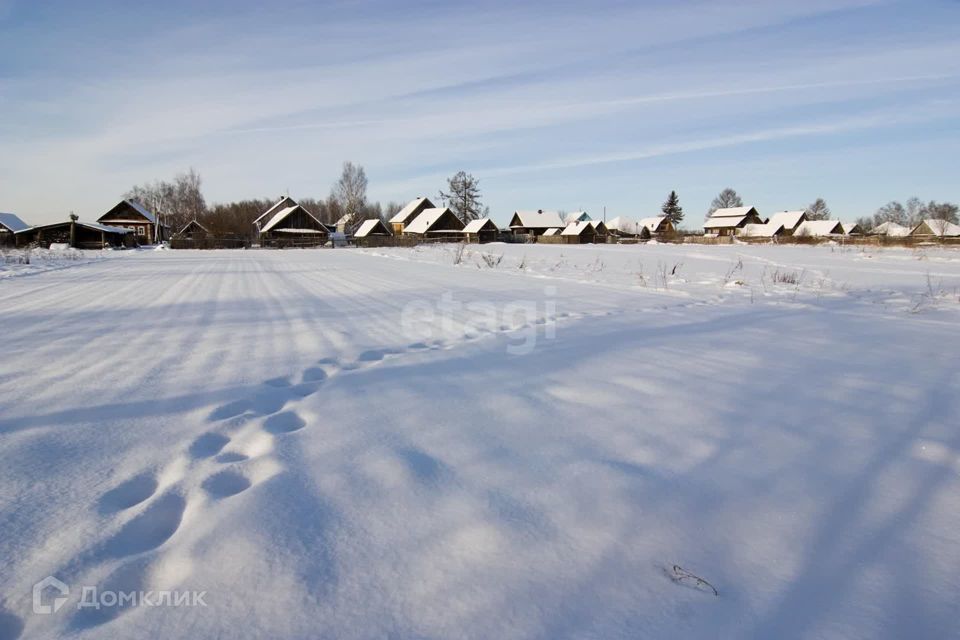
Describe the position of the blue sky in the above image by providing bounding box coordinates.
[1,0,959,226]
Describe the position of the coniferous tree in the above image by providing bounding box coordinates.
[661,190,684,225]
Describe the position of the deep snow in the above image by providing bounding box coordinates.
[0,244,958,639]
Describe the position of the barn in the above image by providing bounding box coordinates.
[97,199,167,244]
[16,218,132,249]
[258,203,330,247]
[353,219,393,246]
[461,218,499,243]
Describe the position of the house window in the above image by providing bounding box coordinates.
[137,226,145,237]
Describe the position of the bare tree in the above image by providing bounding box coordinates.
[330,161,368,218]
[922,200,959,224]
[873,201,908,226]
[707,188,743,217]
[440,170,488,223]
[805,198,831,220]
[125,167,206,233]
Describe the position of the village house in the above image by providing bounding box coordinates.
[637,216,675,238]
[461,218,499,243]
[402,207,465,239]
[842,222,864,235]
[257,201,330,247]
[508,210,566,236]
[177,220,212,240]
[911,219,960,238]
[766,210,808,235]
[97,199,168,244]
[605,216,640,237]
[254,196,299,234]
[563,211,591,224]
[560,220,596,244]
[794,220,845,237]
[0,212,30,246]
[389,197,435,235]
[587,220,608,243]
[703,206,763,236]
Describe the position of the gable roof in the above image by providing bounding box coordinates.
[561,221,594,236]
[605,216,639,234]
[638,216,669,233]
[462,217,497,233]
[260,204,324,233]
[404,207,463,234]
[178,220,210,235]
[511,210,565,229]
[542,228,561,236]
[794,220,844,237]
[768,210,807,230]
[872,221,912,236]
[254,196,298,226]
[99,199,158,224]
[710,206,758,219]
[0,212,30,233]
[740,222,784,237]
[842,222,863,235]
[354,218,392,238]
[914,219,960,237]
[389,196,435,224]
[587,220,606,231]
[21,220,131,235]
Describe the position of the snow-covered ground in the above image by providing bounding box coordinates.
[0,245,958,639]
[0,247,125,280]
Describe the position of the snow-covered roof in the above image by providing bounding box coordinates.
[704,215,750,229]
[389,197,434,224]
[740,222,784,237]
[710,206,756,219]
[260,205,324,233]
[271,228,326,234]
[0,212,30,233]
[871,221,911,237]
[587,220,606,230]
[768,210,806,230]
[561,221,593,236]
[335,212,355,226]
[914,219,960,237]
[254,196,298,226]
[462,218,496,233]
[354,219,391,238]
[511,210,565,229]
[563,211,591,223]
[638,216,668,233]
[21,220,130,234]
[794,220,844,237]
[605,216,639,234]
[404,207,461,234]
[542,228,561,236]
[841,222,863,235]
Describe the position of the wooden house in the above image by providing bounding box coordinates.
[353,218,392,246]
[254,196,299,234]
[606,216,640,237]
[258,203,329,247]
[508,210,566,236]
[739,222,784,238]
[461,218,499,243]
[703,206,763,236]
[389,197,435,235]
[560,220,596,244]
[16,218,131,249]
[587,220,608,243]
[842,222,864,236]
[766,211,808,236]
[870,221,911,237]
[97,199,167,244]
[402,207,464,239]
[0,212,30,246]
[911,219,960,238]
[563,211,591,224]
[794,220,844,237]
[637,216,674,238]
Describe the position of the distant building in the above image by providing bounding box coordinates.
[560,220,596,244]
[740,222,784,238]
[402,207,465,238]
[15,219,131,249]
[703,207,763,236]
[794,220,844,237]
[606,216,640,237]
[389,197,435,235]
[177,220,212,240]
[637,216,675,238]
[870,221,912,237]
[563,211,591,224]
[354,218,392,239]
[258,202,329,247]
[766,210,808,235]
[97,199,168,244]
[254,196,299,234]
[911,219,960,238]
[508,210,566,236]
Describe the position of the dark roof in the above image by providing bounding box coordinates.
[0,212,31,232]
[98,199,158,224]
